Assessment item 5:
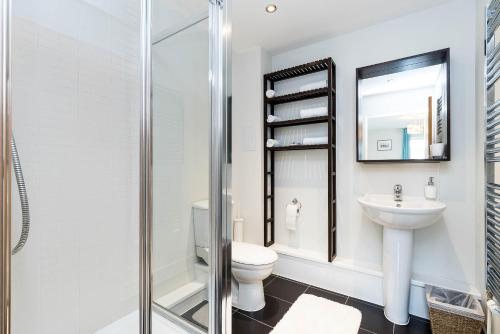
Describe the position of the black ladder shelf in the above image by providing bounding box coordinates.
[263,58,337,262]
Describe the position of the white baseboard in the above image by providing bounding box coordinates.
[272,250,480,320]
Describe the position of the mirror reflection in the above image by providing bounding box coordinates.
[357,49,450,162]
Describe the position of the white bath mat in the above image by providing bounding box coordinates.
[270,294,362,334]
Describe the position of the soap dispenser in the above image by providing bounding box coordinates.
[425,177,437,200]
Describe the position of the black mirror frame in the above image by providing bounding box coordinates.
[355,48,451,163]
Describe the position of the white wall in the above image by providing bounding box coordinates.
[10,1,141,333]
[233,0,482,299]
[367,129,403,160]
[475,0,488,295]
[232,47,270,245]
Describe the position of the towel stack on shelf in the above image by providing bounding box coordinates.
[299,80,327,92]
[299,107,328,119]
[303,137,328,145]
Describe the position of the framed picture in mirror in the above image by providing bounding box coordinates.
[377,140,392,151]
[356,48,450,162]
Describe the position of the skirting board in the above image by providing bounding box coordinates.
[272,250,480,319]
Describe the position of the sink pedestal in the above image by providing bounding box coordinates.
[358,194,446,326]
[383,227,413,325]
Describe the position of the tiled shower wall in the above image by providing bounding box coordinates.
[10,1,140,333]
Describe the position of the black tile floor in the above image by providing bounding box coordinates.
[232,274,432,334]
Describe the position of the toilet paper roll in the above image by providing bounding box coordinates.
[286,203,299,231]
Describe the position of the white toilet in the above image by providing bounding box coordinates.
[192,200,278,312]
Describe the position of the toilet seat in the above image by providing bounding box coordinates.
[232,241,278,266]
[197,242,278,266]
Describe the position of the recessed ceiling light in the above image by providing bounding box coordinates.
[265,4,277,13]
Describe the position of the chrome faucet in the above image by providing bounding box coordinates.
[393,184,403,202]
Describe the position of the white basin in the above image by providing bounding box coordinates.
[358,194,446,229]
[358,194,446,325]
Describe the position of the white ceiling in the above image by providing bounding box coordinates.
[368,114,426,131]
[360,64,442,96]
[233,0,451,53]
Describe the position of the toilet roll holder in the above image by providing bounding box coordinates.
[290,198,302,213]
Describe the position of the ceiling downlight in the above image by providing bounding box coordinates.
[265,4,277,13]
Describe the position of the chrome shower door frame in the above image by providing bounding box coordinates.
[139,0,152,333]
[0,0,11,333]
[209,0,232,333]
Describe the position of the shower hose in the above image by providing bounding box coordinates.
[11,136,30,255]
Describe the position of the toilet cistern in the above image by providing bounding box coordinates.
[393,184,403,202]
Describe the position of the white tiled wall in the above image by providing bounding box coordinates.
[11,1,140,333]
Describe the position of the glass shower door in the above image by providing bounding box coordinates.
[150,5,210,332]
[149,0,231,333]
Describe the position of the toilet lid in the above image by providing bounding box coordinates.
[232,242,278,266]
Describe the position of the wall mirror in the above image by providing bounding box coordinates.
[356,49,450,162]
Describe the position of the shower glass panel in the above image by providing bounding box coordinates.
[150,0,212,332]
[9,1,142,333]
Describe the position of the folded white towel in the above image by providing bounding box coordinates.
[286,203,299,231]
[266,139,280,147]
[299,80,327,92]
[267,115,281,123]
[300,107,328,119]
[303,136,328,145]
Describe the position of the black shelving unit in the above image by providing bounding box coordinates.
[263,58,337,262]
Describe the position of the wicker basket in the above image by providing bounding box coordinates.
[426,285,485,334]
[429,307,484,334]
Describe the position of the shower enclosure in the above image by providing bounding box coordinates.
[0,0,231,333]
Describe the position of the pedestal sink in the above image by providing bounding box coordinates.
[358,194,446,325]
